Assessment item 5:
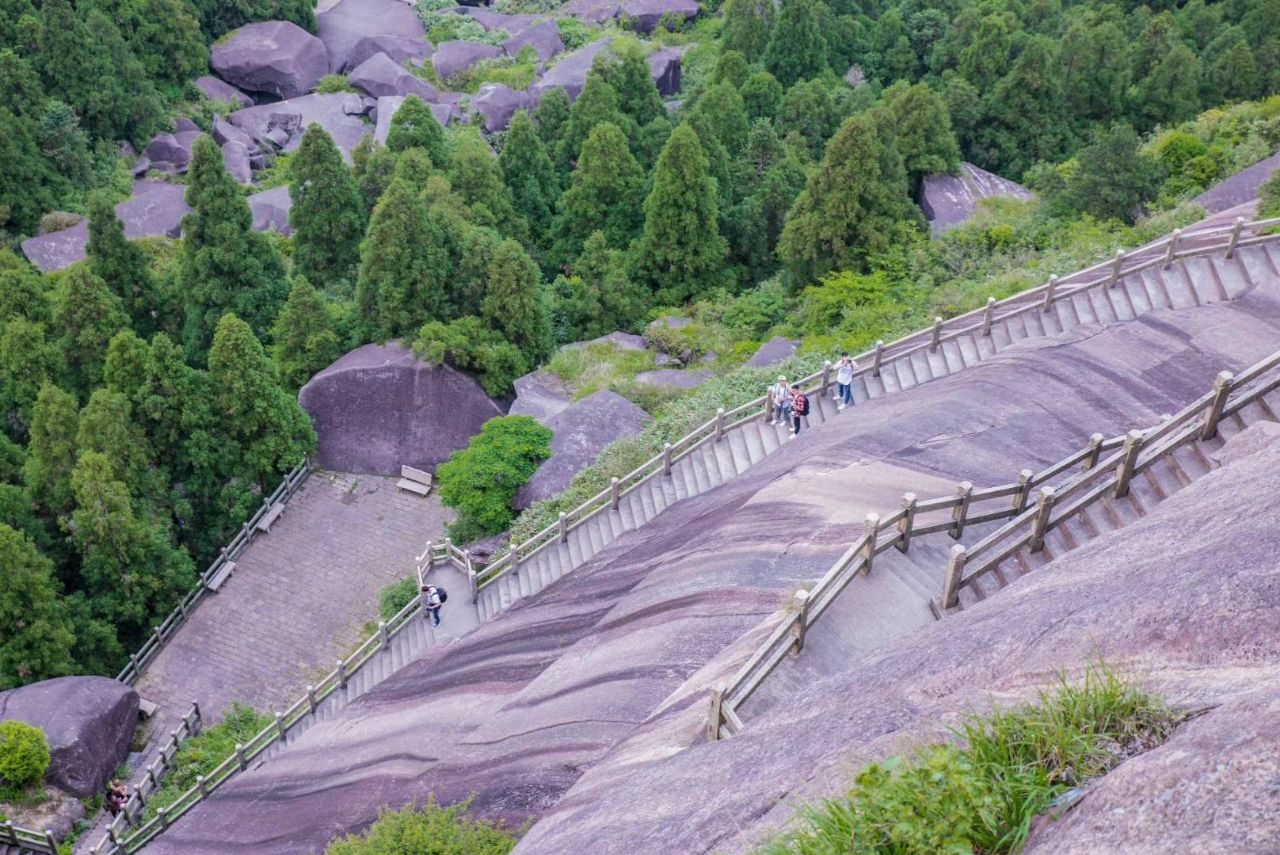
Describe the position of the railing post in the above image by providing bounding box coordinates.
[1083,432,1105,470]
[860,513,879,575]
[609,476,620,510]
[1042,275,1058,311]
[1201,371,1234,440]
[950,481,973,539]
[1164,228,1181,268]
[707,684,726,742]
[275,711,286,741]
[558,512,568,542]
[896,492,917,553]
[662,442,673,475]
[981,297,996,336]
[378,620,389,649]
[1109,249,1125,286]
[234,742,248,770]
[872,340,884,376]
[157,806,169,830]
[45,830,58,852]
[821,361,832,396]
[1028,486,1057,552]
[940,543,967,609]
[1013,469,1034,513]
[790,589,810,654]
[336,658,347,688]
[196,774,208,797]
[1226,216,1245,258]
[1114,429,1145,498]
[930,317,943,351]
[467,562,478,604]
[306,684,317,714]
[714,408,725,442]
[2,823,17,846]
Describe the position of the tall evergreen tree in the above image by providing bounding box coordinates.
[481,239,550,364]
[556,73,635,172]
[1062,124,1163,224]
[534,87,572,148]
[0,106,69,237]
[179,136,289,356]
[290,125,366,294]
[386,95,448,167]
[722,0,773,61]
[54,265,129,395]
[713,51,750,88]
[76,388,159,507]
[351,135,398,214]
[0,319,59,424]
[881,82,961,187]
[1134,42,1202,130]
[597,47,664,128]
[500,110,559,250]
[692,81,751,156]
[449,129,524,239]
[270,278,341,391]
[23,383,78,517]
[631,123,729,304]
[0,524,75,689]
[551,122,645,268]
[740,71,784,122]
[87,191,160,336]
[763,0,829,87]
[978,36,1071,176]
[553,231,647,341]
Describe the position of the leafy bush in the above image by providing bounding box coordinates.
[757,667,1175,855]
[416,0,507,46]
[415,317,529,398]
[378,577,419,621]
[315,75,353,94]
[0,721,50,791]
[142,703,272,819]
[1260,169,1280,219]
[437,416,553,542]
[326,796,517,854]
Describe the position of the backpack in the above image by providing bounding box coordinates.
[795,393,809,416]
[435,586,448,603]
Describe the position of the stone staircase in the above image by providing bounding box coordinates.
[475,243,1275,621]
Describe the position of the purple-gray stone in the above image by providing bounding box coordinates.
[210,21,329,101]
[621,0,699,33]
[347,52,438,101]
[647,45,682,96]
[143,131,200,172]
[561,331,649,352]
[449,7,537,32]
[472,83,535,132]
[174,117,200,133]
[347,34,435,72]
[195,74,253,108]
[508,369,572,422]
[229,93,372,159]
[222,140,253,184]
[298,341,504,475]
[248,185,293,235]
[212,116,257,150]
[746,336,800,368]
[529,37,612,102]
[919,161,1035,235]
[318,0,430,72]
[432,40,504,81]
[558,0,623,25]
[0,676,138,799]
[515,389,653,507]
[503,20,564,62]
[633,368,714,389]
[1193,151,1280,214]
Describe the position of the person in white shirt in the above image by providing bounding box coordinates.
[835,352,857,410]
[422,584,443,627]
[768,376,791,425]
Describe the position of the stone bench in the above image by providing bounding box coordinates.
[397,465,432,496]
[255,501,286,533]
[205,560,237,592]
[138,698,159,718]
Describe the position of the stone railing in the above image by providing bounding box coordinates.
[708,344,1280,740]
[114,459,311,685]
[0,821,58,854]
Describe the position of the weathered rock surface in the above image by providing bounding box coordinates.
[558,0,623,24]
[516,390,653,507]
[212,116,256,150]
[195,75,252,108]
[647,45,682,96]
[508,369,573,422]
[1194,150,1280,214]
[298,342,504,475]
[210,21,329,100]
[472,83,535,132]
[633,368,713,389]
[920,161,1035,234]
[745,336,799,367]
[432,40,503,81]
[529,37,612,101]
[347,51,438,101]
[347,34,434,72]
[621,0,699,32]
[503,19,563,61]
[0,677,138,799]
[221,140,253,184]
[248,185,293,235]
[317,0,429,72]
[143,130,201,173]
[448,7,537,32]
[229,93,371,158]
[562,331,648,352]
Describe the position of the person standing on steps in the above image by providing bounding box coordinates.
[769,375,791,425]
[421,584,445,627]
[835,352,857,410]
[790,384,809,436]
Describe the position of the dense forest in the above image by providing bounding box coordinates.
[0,0,1278,689]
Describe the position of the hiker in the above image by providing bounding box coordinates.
[835,352,857,410]
[790,384,809,435]
[106,780,127,815]
[769,375,791,425]
[422,584,444,627]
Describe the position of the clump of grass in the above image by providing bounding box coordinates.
[758,666,1176,855]
[546,342,656,400]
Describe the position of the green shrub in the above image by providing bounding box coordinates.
[1260,169,1280,219]
[379,577,419,621]
[415,317,529,398]
[642,317,708,365]
[326,796,517,854]
[142,703,272,819]
[0,720,50,790]
[437,416,553,542]
[315,74,353,94]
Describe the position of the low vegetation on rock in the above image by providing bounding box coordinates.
[325,796,518,855]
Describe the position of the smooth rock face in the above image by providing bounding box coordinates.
[143,130,201,173]
[919,161,1035,234]
[508,370,572,423]
[432,40,503,81]
[372,95,453,145]
[195,75,253,108]
[449,7,537,32]
[347,51,438,101]
[222,140,253,184]
[503,20,563,61]
[633,368,713,389]
[210,21,329,100]
[529,37,612,101]
[317,0,429,72]
[347,34,435,71]
[746,336,799,368]
[472,83,535,132]
[212,116,256,150]
[516,390,653,507]
[558,0,623,24]
[248,185,293,235]
[621,0,699,32]
[229,93,371,158]
[0,677,138,799]
[647,46,682,96]
[1194,151,1280,214]
[561,331,648,352]
[298,342,504,475]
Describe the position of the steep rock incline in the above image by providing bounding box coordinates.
[145,290,1280,853]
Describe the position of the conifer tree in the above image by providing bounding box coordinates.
[551,122,645,268]
[386,95,448,167]
[76,389,160,507]
[23,383,78,517]
[556,73,635,172]
[722,0,773,61]
[87,191,160,336]
[631,123,728,305]
[881,81,961,187]
[0,319,59,424]
[351,135,398,214]
[763,0,829,87]
[449,129,524,239]
[290,126,366,294]
[713,51,750,88]
[481,239,550,364]
[270,278,341,391]
[692,81,751,155]
[0,524,75,689]
[55,265,129,395]
[534,87,572,148]
[598,47,663,128]
[978,36,1070,176]
[636,115,674,170]
[554,230,646,340]
[0,106,70,239]
[499,110,559,246]
[179,136,289,356]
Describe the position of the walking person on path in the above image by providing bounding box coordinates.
[835,352,857,410]
[790,384,809,436]
[421,584,445,627]
[769,375,791,425]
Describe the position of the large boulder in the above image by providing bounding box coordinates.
[529,37,613,102]
[347,34,435,72]
[1193,151,1280,214]
[516,390,653,508]
[298,342,505,475]
[621,0,699,33]
[919,161,1034,235]
[195,75,252,108]
[432,40,503,81]
[647,46,682,96]
[472,83,535,132]
[372,95,454,144]
[503,20,563,62]
[142,130,201,173]
[317,0,429,72]
[347,52,438,101]
[746,336,800,368]
[449,7,538,33]
[0,677,138,799]
[558,0,623,25]
[508,369,572,422]
[210,21,329,101]
[561,331,648,352]
[633,368,713,389]
[212,116,257,151]
[222,140,253,184]
[229,93,371,159]
[248,185,293,235]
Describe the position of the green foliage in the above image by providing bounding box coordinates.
[1060,124,1164,224]
[721,0,772,62]
[692,81,750,155]
[481,238,550,364]
[270,278,341,391]
[352,136,398,215]
[545,340,654,399]
[87,191,160,336]
[550,231,648,343]
[22,384,79,517]
[500,110,558,249]
[596,46,664,128]
[1260,169,1280,219]
[386,95,449,168]
[448,129,524,238]
[325,796,517,855]
[881,81,961,185]
[0,720,51,789]
[315,74,352,94]
[54,265,129,396]
[378,577,418,622]
[551,122,645,266]
[740,71,784,122]
[415,316,528,398]
[435,415,552,541]
[290,126,367,294]
[143,703,273,817]
[556,72,635,173]
[763,0,828,87]
[757,667,1175,855]
[0,526,75,690]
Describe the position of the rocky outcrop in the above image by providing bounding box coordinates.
[472,83,535,132]
[508,369,573,423]
[195,75,252,108]
[0,677,138,799]
[317,0,429,72]
[1193,150,1280,214]
[210,21,329,101]
[347,52,438,101]
[562,331,648,352]
[919,161,1035,235]
[222,140,253,184]
[558,0,698,30]
[142,130,202,173]
[516,390,653,507]
[530,37,612,101]
[633,368,713,389]
[432,40,503,81]
[348,35,434,72]
[229,93,371,158]
[503,20,563,61]
[298,342,504,475]
[745,336,799,367]
[448,7,536,33]
[647,46,682,96]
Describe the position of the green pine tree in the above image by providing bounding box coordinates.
[881,81,961,187]
[87,191,161,336]
[722,0,773,61]
[54,265,129,395]
[0,524,75,689]
[500,110,559,250]
[0,318,59,424]
[556,72,635,173]
[481,239,550,364]
[386,95,448,167]
[290,125,366,294]
[551,121,645,267]
[449,129,525,239]
[352,135,398,214]
[0,106,70,237]
[22,383,79,517]
[553,230,647,341]
[270,278,342,391]
[534,86,572,149]
[692,81,751,155]
[1062,124,1164,224]
[763,0,829,87]
[597,47,664,128]
[740,71,784,122]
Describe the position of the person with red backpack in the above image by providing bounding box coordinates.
[790,384,809,436]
